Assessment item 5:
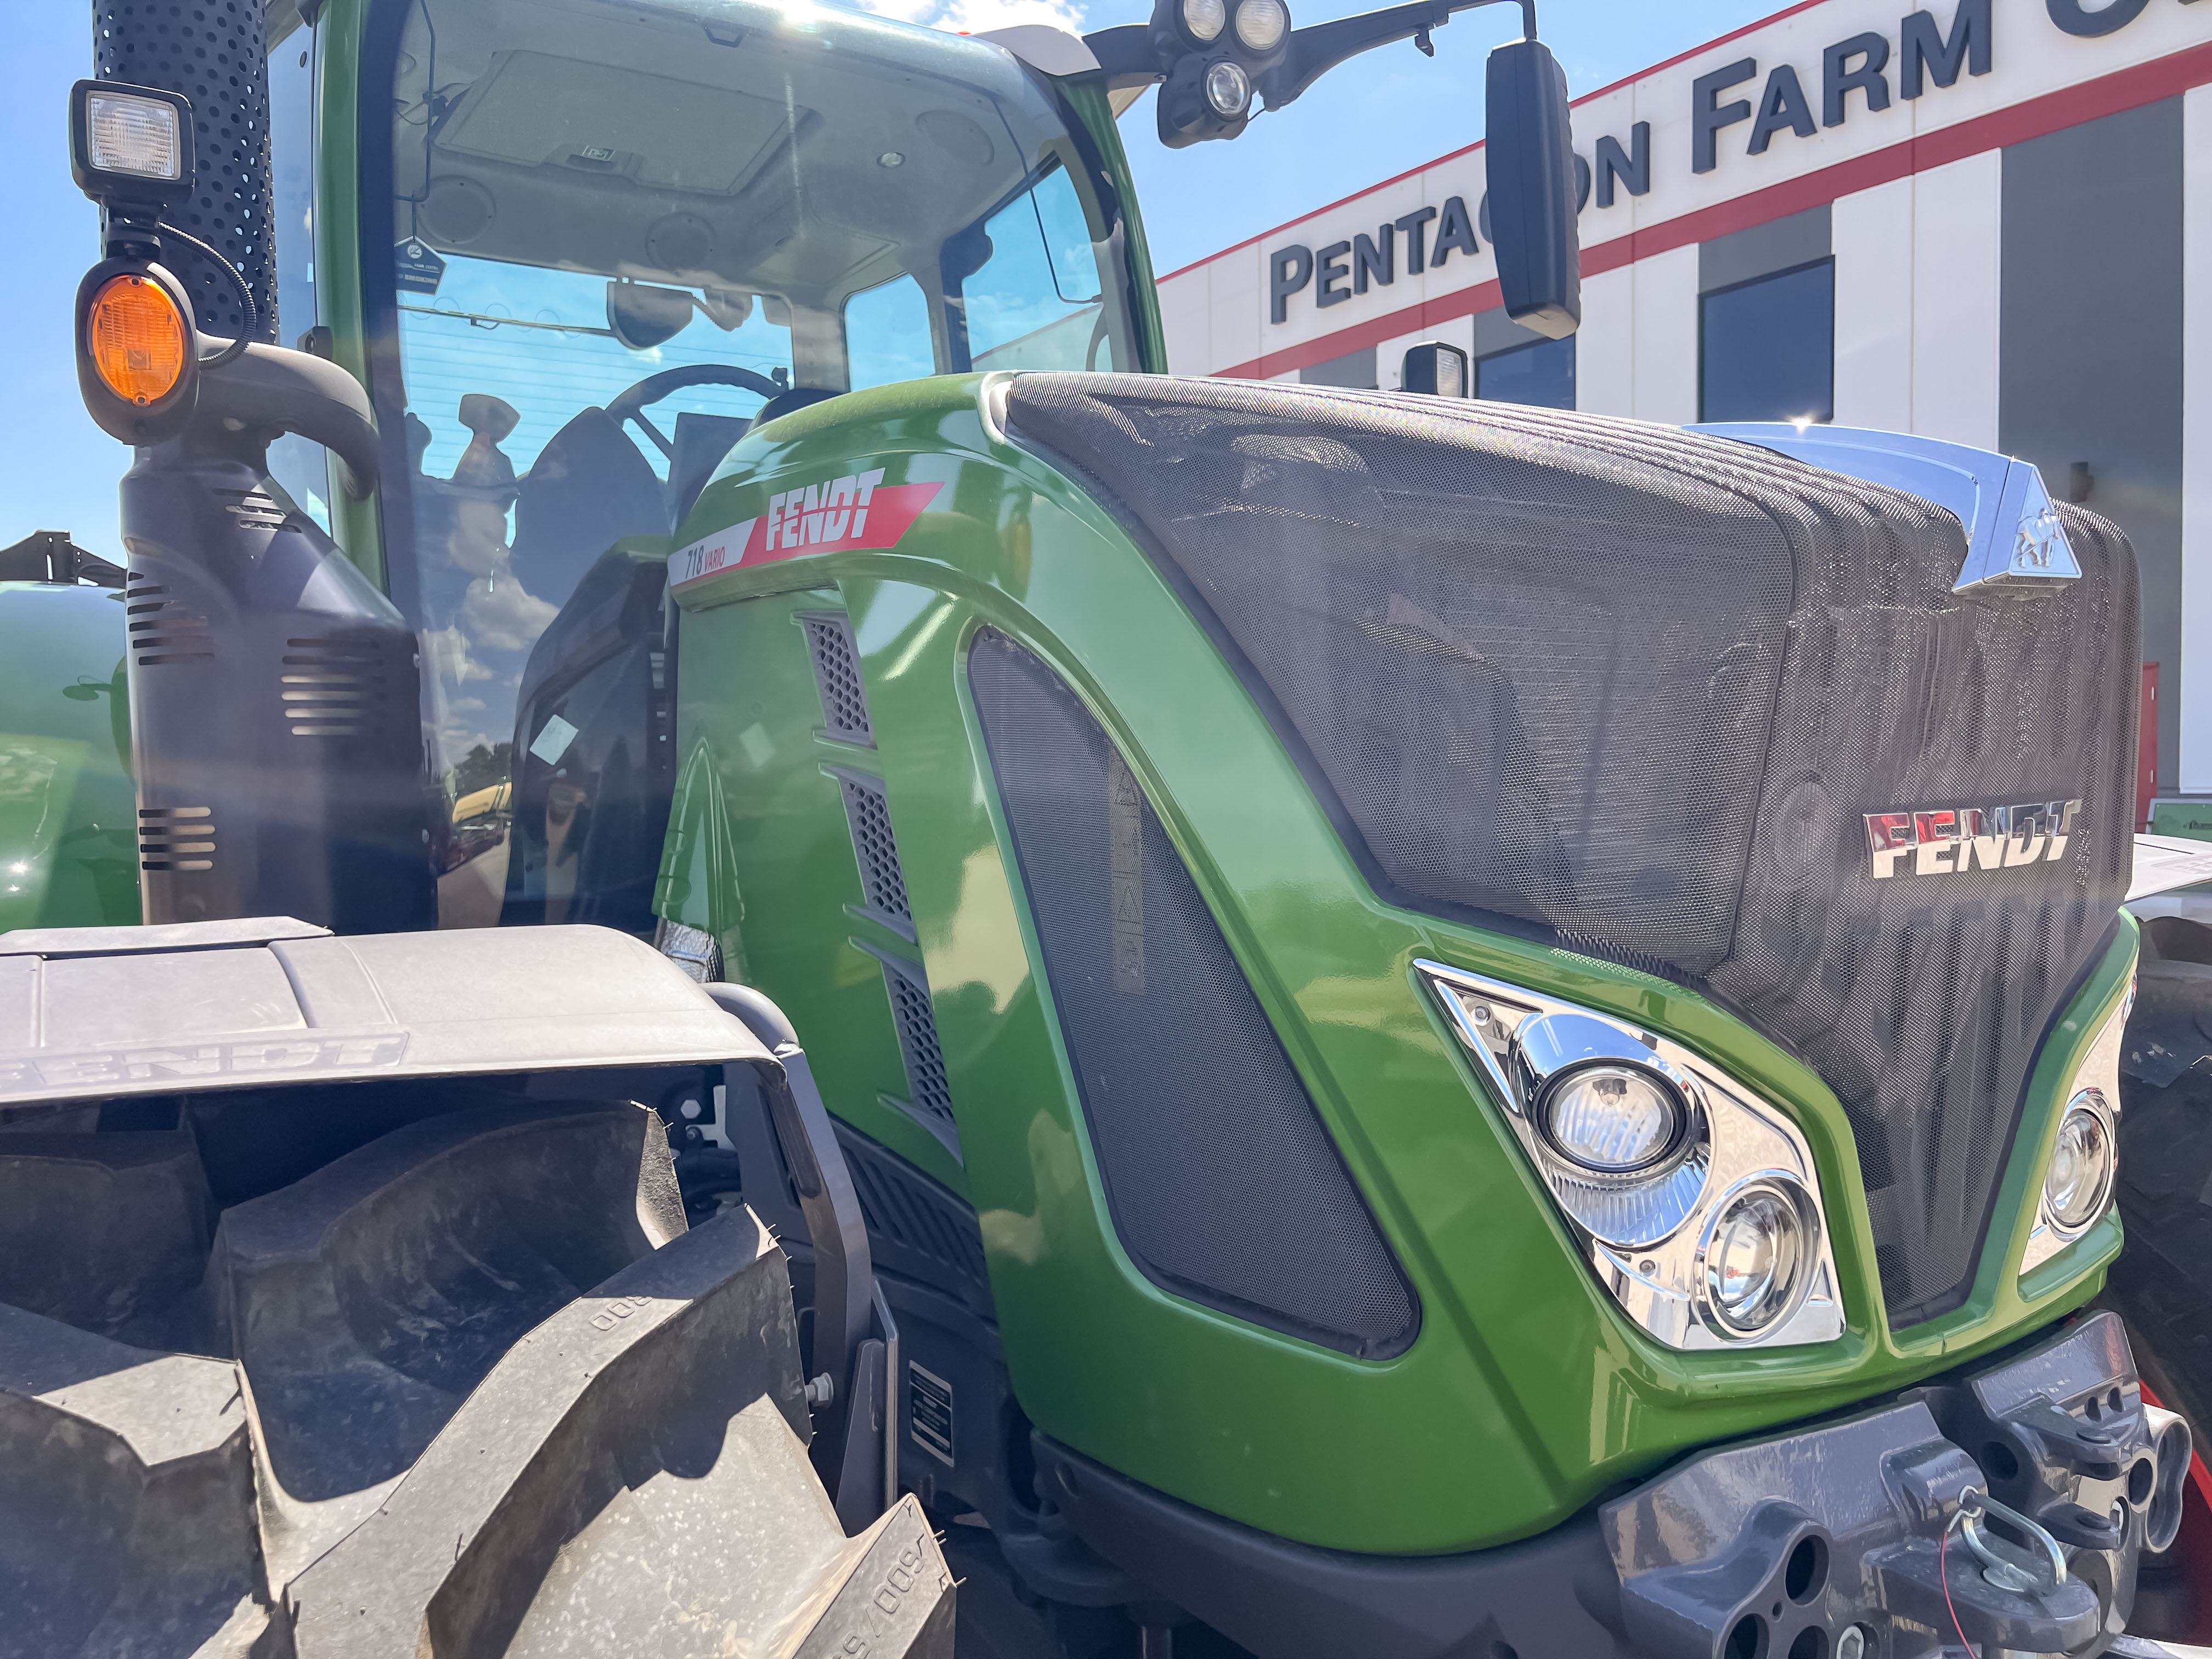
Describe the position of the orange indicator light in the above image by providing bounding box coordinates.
[88,273,187,405]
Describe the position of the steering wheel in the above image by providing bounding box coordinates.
[604,364,786,462]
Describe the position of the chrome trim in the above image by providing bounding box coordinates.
[1417,958,1844,1351]
[2019,980,2130,1277]
[1690,424,2081,597]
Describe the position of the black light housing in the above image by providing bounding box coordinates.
[70,80,194,236]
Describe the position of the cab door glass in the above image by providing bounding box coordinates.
[962,162,1115,372]
[845,274,936,391]
[266,22,328,527]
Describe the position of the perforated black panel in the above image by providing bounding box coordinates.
[970,629,1418,1358]
[838,772,911,926]
[802,612,873,745]
[835,1122,990,1311]
[1003,375,2136,1327]
[94,0,276,340]
[879,955,956,1133]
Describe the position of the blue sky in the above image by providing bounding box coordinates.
[2,0,1782,562]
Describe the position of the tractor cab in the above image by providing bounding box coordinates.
[362,0,1149,921]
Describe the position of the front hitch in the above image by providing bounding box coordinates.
[1604,1312,2188,1659]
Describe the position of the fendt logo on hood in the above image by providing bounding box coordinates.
[669,468,943,589]
[1863,800,2082,879]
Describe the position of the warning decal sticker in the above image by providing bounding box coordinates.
[669,469,943,589]
[907,1359,956,1467]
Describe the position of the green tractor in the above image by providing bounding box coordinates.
[7,0,2212,1652]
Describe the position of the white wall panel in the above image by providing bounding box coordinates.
[1575,265,1635,417]
[1832,177,1915,433]
[2182,83,2212,794]
[1909,151,2002,450]
[1632,245,1700,426]
[1157,268,1211,377]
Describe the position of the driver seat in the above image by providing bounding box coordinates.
[511,407,670,611]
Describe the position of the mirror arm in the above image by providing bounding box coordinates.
[1084,22,1166,92]
[1261,0,1524,109]
[1083,0,1528,101]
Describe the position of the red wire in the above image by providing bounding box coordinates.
[1940,1520,1979,1658]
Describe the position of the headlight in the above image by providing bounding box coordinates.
[1203,58,1251,117]
[1419,958,1842,1351]
[1697,1177,1815,1337]
[2044,1092,2115,1233]
[1233,0,1289,52]
[2019,969,2131,1278]
[1180,0,1225,42]
[1540,1064,1686,1175]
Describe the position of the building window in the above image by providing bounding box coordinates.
[1699,258,1834,424]
[1476,336,1575,409]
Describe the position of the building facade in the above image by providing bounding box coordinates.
[1156,0,2212,798]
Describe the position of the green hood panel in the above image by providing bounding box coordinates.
[657,375,2123,1554]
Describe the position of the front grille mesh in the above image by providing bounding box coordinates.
[1005,375,2136,1326]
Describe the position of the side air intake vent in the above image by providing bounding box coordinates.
[138,807,216,873]
[835,1122,991,1313]
[864,946,960,1158]
[800,611,873,746]
[125,575,216,667]
[834,769,913,935]
[969,629,1417,1359]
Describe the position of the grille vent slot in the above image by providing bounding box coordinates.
[138,807,215,872]
[215,488,287,531]
[280,638,386,737]
[834,1123,990,1307]
[125,575,215,667]
[867,947,958,1158]
[834,770,911,933]
[800,611,873,746]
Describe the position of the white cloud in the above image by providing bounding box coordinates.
[851,0,1087,39]
[463,575,561,654]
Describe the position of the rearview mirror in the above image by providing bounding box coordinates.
[1484,38,1579,339]
[606,281,696,351]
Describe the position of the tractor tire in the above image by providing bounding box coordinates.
[0,1097,953,1659]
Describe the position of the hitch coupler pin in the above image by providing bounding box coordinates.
[1955,1487,2068,1593]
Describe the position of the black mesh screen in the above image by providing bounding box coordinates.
[802,612,874,745]
[95,0,276,341]
[969,629,1417,1358]
[1004,376,2136,1327]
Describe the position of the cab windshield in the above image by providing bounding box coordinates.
[369,0,1139,920]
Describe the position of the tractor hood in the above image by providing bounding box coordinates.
[1000,373,2140,1331]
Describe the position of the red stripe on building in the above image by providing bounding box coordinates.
[1207,36,2212,382]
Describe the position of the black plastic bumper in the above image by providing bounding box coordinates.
[1031,1311,2192,1659]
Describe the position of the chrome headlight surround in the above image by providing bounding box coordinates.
[1418,959,1844,1351]
[2019,977,2131,1277]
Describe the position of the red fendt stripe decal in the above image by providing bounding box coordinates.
[670,477,944,587]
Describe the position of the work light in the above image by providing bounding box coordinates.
[70,81,194,213]
[1233,0,1289,53]
[1180,0,1226,43]
[1204,59,1252,117]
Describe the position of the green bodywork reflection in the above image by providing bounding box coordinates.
[0,585,139,933]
